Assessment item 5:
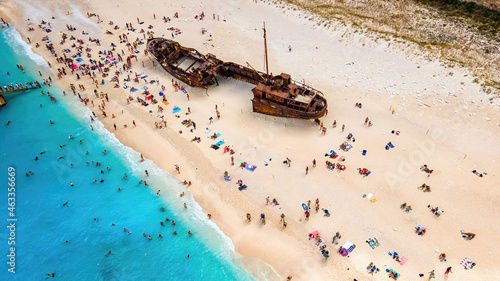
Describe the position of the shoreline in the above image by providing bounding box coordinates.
[2,0,500,280]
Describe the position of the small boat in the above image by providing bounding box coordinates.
[147,24,327,119]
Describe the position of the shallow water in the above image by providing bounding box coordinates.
[0,26,255,280]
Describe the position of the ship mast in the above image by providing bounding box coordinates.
[263,22,269,82]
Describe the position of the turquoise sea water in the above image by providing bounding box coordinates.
[0,27,255,280]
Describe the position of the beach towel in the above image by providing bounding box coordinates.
[369,198,377,203]
[309,231,320,239]
[76,58,83,62]
[238,184,247,191]
[159,92,164,96]
[387,268,400,278]
[134,50,140,53]
[224,176,231,182]
[131,88,138,93]
[367,238,380,249]
[172,107,181,113]
[182,89,187,94]
[461,257,475,269]
[389,143,395,148]
[162,101,169,105]
[215,140,225,147]
[246,165,257,172]
[302,203,308,211]
[342,241,355,253]
[340,142,352,152]
[204,128,212,134]
[362,150,367,156]
[142,86,148,90]
[398,257,408,266]
[326,150,339,158]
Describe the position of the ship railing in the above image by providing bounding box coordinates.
[290,79,324,97]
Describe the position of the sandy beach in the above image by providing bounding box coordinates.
[2,0,500,280]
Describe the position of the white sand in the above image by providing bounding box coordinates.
[2,0,500,280]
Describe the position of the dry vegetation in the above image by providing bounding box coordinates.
[261,0,500,98]
[467,0,500,11]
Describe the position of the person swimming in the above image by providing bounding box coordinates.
[105,251,111,257]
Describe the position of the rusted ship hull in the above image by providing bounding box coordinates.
[147,38,221,88]
[252,97,327,119]
[147,37,328,120]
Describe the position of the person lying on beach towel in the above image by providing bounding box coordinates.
[415,225,427,236]
[418,183,431,192]
[322,209,331,217]
[461,230,476,240]
[358,168,371,177]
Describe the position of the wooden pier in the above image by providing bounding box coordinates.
[0,84,41,107]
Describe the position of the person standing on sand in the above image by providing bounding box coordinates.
[342,124,345,132]
[313,159,316,167]
[306,166,309,175]
[428,270,435,280]
[445,267,452,275]
[288,45,291,52]
[246,213,251,222]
